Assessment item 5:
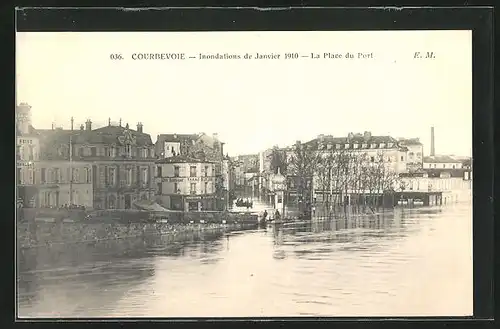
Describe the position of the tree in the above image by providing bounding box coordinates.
[287,141,320,213]
[268,146,287,175]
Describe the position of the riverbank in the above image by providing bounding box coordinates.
[16,221,258,249]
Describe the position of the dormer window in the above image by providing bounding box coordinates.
[344,144,350,149]
[380,143,386,148]
[362,143,368,148]
[336,144,341,149]
[371,143,377,148]
[353,143,359,149]
[327,144,332,150]
[388,143,394,148]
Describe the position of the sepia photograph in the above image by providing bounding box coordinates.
[16,29,473,318]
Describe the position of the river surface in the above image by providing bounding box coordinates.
[17,199,472,318]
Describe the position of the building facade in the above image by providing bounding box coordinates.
[423,155,463,169]
[398,138,424,172]
[155,132,230,210]
[39,120,156,209]
[155,156,217,211]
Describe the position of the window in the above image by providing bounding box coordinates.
[434,164,437,168]
[190,183,197,194]
[157,166,162,177]
[125,144,132,157]
[142,168,148,186]
[174,166,180,177]
[370,157,375,162]
[336,144,341,149]
[401,156,404,161]
[41,168,46,183]
[204,182,208,194]
[416,152,422,157]
[344,144,350,149]
[212,167,215,177]
[126,168,133,186]
[371,143,377,148]
[156,182,162,195]
[327,144,332,150]
[380,143,386,148]
[109,167,116,186]
[443,164,446,168]
[90,147,96,156]
[452,165,456,169]
[73,168,80,183]
[111,147,116,157]
[174,182,178,193]
[108,195,116,209]
[85,168,91,183]
[362,143,367,148]
[104,147,109,157]
[190,166,197,177]
[388,143,394,148]
[28,145,34,161]
[54,168,60,183]
[353,143,359,149]
[78,147,84,157]
[205,165,208,177]
[17,168,21,185]
[29,169,34,184]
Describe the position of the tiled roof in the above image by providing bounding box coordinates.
[423,168,469,178]
[155,155,215,164]
[37,125,153,146]
[423,155,461,163]
[157,133,199,144]
[303,134,400,150]
[399,138,423,146]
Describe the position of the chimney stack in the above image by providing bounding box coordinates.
[137,122,143,133]
[430,126,435,156]
[80,124,84,131]
[85,119,92,131]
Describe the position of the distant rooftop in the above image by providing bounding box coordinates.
[423,155,462,163]
[155,155,215,164]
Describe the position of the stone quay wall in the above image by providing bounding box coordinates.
[17,214,258,249]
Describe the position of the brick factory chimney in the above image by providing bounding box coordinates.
[85,119,92,131]
[137,122,143,133]
[430,126,435,156]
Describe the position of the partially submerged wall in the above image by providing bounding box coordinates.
[17,219,258,249]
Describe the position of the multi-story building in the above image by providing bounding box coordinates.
[38,120,156,209]
[16,103,41,207]
[423,155,463,169]
[155,156,217,211]
[398,138,424,172]
[155,132,230,210]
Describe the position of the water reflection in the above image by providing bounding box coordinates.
[18,202,472,318]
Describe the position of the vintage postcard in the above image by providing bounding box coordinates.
[16,30,472,318]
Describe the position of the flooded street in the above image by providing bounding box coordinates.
[17,200,472,318]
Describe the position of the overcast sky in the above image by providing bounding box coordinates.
[16,31,471,156]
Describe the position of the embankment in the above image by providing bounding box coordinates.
[17,214,258,249]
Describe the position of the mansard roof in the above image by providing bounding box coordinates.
[423,155,461,163]
[302,134,400,150]
[155,155,216,164]
[37,125,153,147]
[156,133,199,144]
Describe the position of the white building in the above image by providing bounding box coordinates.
[155,156,217,211]
[423,155,463,169]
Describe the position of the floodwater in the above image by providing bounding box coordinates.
[17,198,472,318]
